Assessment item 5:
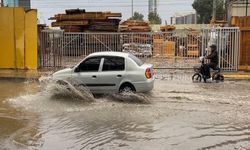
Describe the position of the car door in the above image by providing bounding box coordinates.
[98,56,125,93]
[71,56,102,93]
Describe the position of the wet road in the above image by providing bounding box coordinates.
[0,71,250,150]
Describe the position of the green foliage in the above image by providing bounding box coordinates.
[148,12,162,24]
[130,12,144,21]
[192,0,213,24]
[192,0,225,24]
[216,0,226,20]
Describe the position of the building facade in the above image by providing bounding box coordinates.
[148,0,157,14]
[3,0,30,10]
[171,13,197,25]
[227,0,250,18]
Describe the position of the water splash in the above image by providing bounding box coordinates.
[7,76,95,112]
[107,92,151,104]
[39,76,150,104]
[40,77,95,102]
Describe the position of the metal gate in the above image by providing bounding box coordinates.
[38,27,240,70]
[201,27,240,71]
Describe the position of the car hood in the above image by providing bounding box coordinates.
[53,68,73,77]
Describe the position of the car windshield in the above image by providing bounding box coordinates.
[128,54,143,66]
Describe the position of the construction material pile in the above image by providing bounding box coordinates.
[160,25,176,32]
[119,20,151,32]
[49,9,121,32]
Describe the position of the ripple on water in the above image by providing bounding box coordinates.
[3,75,250,150]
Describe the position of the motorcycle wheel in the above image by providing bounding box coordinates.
[220,75,224,81]
[192,73,202,83]
[212,72,220,79]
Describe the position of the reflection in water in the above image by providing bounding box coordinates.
[1,71,250,149]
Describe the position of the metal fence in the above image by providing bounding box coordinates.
[38,27,240,71]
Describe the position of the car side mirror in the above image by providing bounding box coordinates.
[74,67,80,72]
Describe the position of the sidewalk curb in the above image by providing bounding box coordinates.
[224,74,250,79]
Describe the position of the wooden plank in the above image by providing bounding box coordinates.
[240,27,250,31]
[187,51,199,56]
[119,20,151,32]
[90,19,120,25]
[52,12,121,21]
[160,25,175,31]
[233,16,250,69]
[120,20,149,26]
[52,20,89,26]
[55,14,106,21]
[164,41,175,57]
[240,30,250,66]
[88,25,118,31]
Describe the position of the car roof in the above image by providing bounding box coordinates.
[88,51,129,57]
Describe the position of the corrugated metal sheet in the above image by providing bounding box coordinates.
[0,7,37,69]
[14,7,25,69]
[0,8,15,68]
[25,9,37,69]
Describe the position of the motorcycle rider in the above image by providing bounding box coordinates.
[205,44,219,81]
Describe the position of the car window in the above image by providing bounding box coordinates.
[78,57,101,72]
[128,54,143,66]
[102,56,125,71]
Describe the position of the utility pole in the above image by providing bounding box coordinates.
[246,0,248,16]
[212,0,217,21]
[132,0,134,17]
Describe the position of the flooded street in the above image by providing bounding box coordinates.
[1,71,250,150]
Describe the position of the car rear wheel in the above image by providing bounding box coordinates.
[119,83,136,93]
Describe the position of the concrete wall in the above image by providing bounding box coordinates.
[0,7,37,69]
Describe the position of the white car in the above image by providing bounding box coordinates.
[52,52,155,94]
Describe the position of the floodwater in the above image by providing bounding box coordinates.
[1,71,250,150]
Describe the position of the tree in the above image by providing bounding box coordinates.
[148,12,162,24]
[216,0,226,21]
[192,0,213,24]
[192,0,226,24]
[129,12,144,21]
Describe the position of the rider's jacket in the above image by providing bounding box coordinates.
[206,50,218,67]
